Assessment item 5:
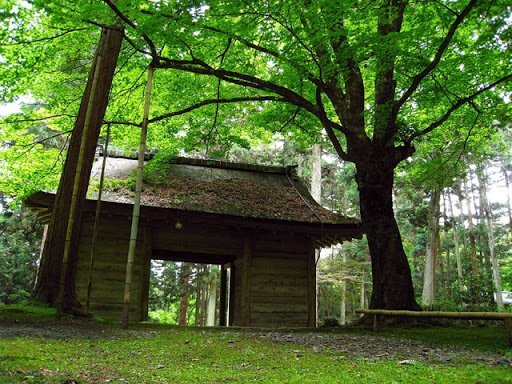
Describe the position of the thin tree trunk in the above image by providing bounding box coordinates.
[195,265,202,326]
[311,144,321,326]
[178,263,191,325]
[442,193,450,298]
[32,26,123,313]
[311,144,322,203]
[422,188,440,307]
[502,165,512,244]
[360,267,366,311]
[477,164,504,310]
[464,176,479,276]
[122,65,154,329]
[207,268,217,326]
[448,190,463,283]
[340,250,347,325]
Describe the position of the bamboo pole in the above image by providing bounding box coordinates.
[55,43,104,318]
[356,308,512,345]
[355,308,512,320]
[86,125,111,312]
[121,65,153,329]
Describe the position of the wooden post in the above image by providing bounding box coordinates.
[229,262,235,326]
[506,318,512,347]
[307,243,317,327]
[219,264,228,326]
[374,314,380,332]
[122,65,153,328]
[138,226,152,322]
[241,237,252,326]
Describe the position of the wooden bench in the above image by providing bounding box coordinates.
[355,308,512,346]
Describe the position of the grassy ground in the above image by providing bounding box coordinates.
[0,304,511,384]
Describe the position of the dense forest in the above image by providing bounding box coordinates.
[0,0,511,324]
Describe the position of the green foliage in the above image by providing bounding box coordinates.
[142,148,180,180]
[0,197,43,304]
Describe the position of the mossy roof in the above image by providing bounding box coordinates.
[90,156,359,226]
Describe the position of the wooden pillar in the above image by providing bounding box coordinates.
[229,262,235,326]
[506,318,512,347]
[219,263,228,326]
[241,237,252,326]
[374,314,381,332]
[138,226,152,322]
[307,242,317,327]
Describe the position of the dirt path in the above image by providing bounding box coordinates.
[1,319,510,367]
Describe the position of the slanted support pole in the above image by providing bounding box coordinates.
[122,65,153,329]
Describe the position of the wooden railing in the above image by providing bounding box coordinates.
[355,308,512,346]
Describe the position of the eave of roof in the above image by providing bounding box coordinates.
[24,155,365,246]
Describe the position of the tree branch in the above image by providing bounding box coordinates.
[1,28,88,46]
[0,114,76,125]
[153,59,319,116]
[407,73,512,142]
[102,120,141,127]
[315,87,350,161]
[394,0,477,114]
[148,96,286,124]
[102,0,158,58]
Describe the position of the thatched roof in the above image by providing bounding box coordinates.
[26,154,364,246]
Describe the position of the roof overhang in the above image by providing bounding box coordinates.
[25,191,364,248]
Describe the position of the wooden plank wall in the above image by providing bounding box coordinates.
[232,232,315,328]
[75,215,148,321]
[151,222,242,257]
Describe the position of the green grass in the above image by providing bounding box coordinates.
[1,305,511,384]
[0,303,56,321]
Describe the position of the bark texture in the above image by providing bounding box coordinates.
[356,148,421,311]
[33,26,123,314]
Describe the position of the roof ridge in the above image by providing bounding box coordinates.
[97,148,295,175]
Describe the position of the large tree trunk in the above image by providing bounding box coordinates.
[356,158,421,311]
[32,26,123,314]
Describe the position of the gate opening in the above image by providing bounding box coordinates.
[148,260,231,326]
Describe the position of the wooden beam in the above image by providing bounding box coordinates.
[151,249,235,264]
[357,308,512,345]
[356,308,512,320]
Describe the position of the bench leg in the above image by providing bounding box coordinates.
[505,318,512,347]
[373,314,380,332]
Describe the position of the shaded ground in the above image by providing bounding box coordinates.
[1,319,510,367]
